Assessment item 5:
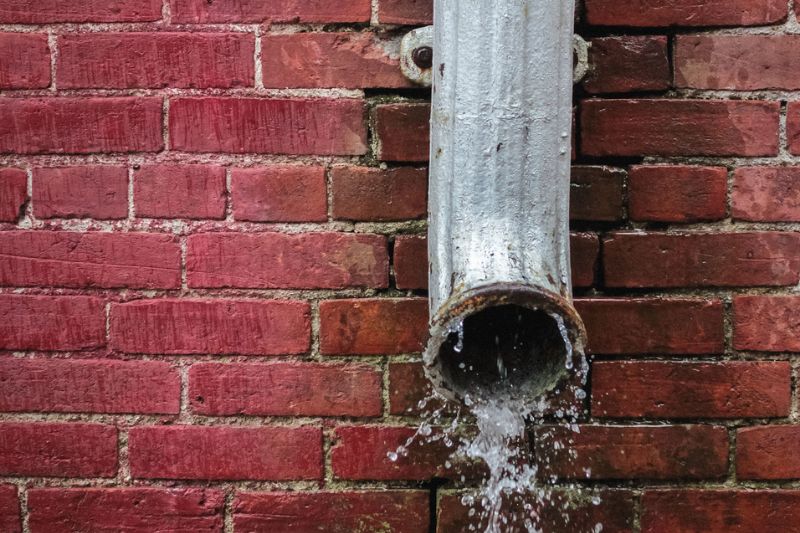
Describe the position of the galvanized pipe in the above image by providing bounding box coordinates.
[424,0,587,402]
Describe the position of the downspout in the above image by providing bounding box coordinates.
[402,0,589,403]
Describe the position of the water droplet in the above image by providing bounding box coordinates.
[387,451,398,462]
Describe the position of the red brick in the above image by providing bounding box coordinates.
[571,232,599,288]
[0,231,181,289]
[0,0,162,22]
[575,298,724,355]
[629,165,727,223]
[734,295,800,352]
[394,235,427,290]
[170,98,366,155]
[0,295,105,351]
[111,299,310,355]
[676,35,800,90]
[331,166,427,221]
[375,103,430,162]
[320,298,428,355]
[570,166,626,222]
[0,33,49,89]
[788,102,800,154]
[585,0,787,27]
[581,99,779,157]
[28,488,224,533]
[388,362,448,416]
[0,168,27,223]
[584,36,670,94]
[438,490,635,533]
[0,98,163,155]
[604,232,800,288]
[58,33,253,90]
[232,166,327,223]
[134,164,226,220]
[263,32,410,89]
[234,491,429,532]
[170,0,370,23]
[535,425,728,480]
[592,361,791,419]
[642,490,800,533]
[33,166,128,220]
[332,426,451,480]
[734,167,800,222]
[189,362,382,417]
[737,426,800,480]
[378,0,432,24]
[129,425,322,481]
[0,423,116,478]
[187,232,389,289]
[0,358,180,415]
[0,485,18,533]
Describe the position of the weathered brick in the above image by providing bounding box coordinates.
[0,295,106,351]
[262,32,410,89]
[0,168,27,223]
[170,0,371,23]
[787,102,800,154]
[331,166,427,221]
[575,298,724,355]
[0,0,162,22]
[388,362,447,416]
[0,358,180,415]
[0,98,163,155]
[375,104,430,162]
[584,36,670,94]
[0,423,117,478]
[734,295,800,352]
[170,98,366,155]
[585,0,787,27]
[581,99,779,157]
[571,232,600,288]
[535,425,728,480]
[320,298,428,355]
[0,231,181,289]
[33,166,128,220]
[0,33,49,89]
[676,35,800,90]
[643,490,800,533]
[187,232,389,289]
[592,361,791,419]
[189,362,382,417]
[734,167,800,222]
[604,232,800,288]
[134,164,226,220]
[111,299,310,355]
[232,166,327,223]
[378,0,432,24]
[570,166,626,222]
[0,485,19,533]
[58,33,254,89]
[28,488,224,533]
[737,426,800,480]
[234,491,429,532]
[129,425,322,481]
[629,165,727,223]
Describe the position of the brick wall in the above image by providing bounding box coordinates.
[0,0,798,531]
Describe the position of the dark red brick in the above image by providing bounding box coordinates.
[584,36,670,94]
[0,358,180,415]
[737,426,800,480]
[232,166,327,223]
[378,0,432,24]
[585,0,787,27]
[570,166,626,222]
[189,362,382,417]
[0,231,181,289]
[0,423,117,478]
[0,0,163,22]
[375,104,430,162]
[388,362,448,416]
[134,164,226,220]
[187,232,389,289]
[628,165,728,223]
[331,166,427,221]
[571,232,600,288]
[734,295,800,352]
[581,99,779,157]
[0,33,49,89]
[129,425,322,481]
[320,298,428,355]
[592,361,791,419]
[111,299,310,355]
[394,235,427,290]
[787,102,800,154]
[170,0,371,23]
[0,168,27,223]
[733,166,800,222]
[33,166,128,220]
[0,485,19,533]
[169,98,367,155]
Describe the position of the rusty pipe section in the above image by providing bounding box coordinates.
[424,0,587,402]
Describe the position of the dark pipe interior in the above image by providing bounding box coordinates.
[438,305,569,400]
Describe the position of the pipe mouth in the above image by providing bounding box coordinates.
[424,284,586,403]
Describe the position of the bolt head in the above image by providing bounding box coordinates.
[412,46,433,69]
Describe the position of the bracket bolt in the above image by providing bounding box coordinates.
[412,46,433,69]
